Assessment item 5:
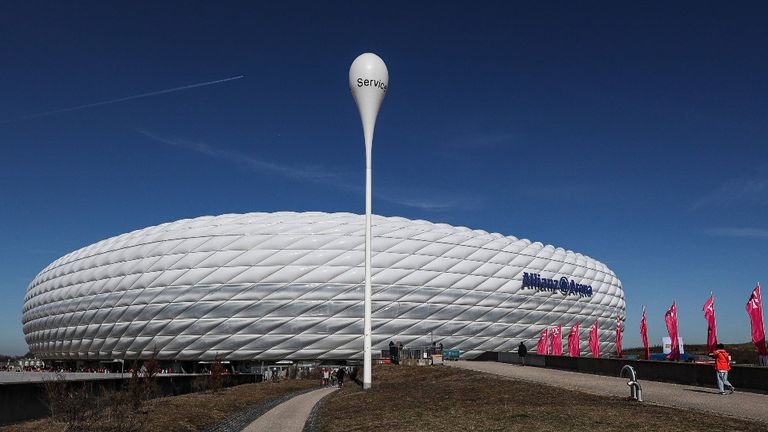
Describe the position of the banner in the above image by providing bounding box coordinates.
[665,301,680,360]
[568,322,580,357]
[589,321,599,357]
[550,325,563,356]
[662,336,685,354]
[616,315,622,358]
[640,307,649,360]
[537,328,549,354]
[703,293,717,353]
[746,284,767,356]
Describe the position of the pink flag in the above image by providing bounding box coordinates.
[703,293,717,354]
[665,301,680,360]
[640,307,649,360]
[568,322,580,357]
[746,284,767,356]
[588,321,599,357]
[616,315,623,358]
[537,328,549,354]
[550,325,563,356]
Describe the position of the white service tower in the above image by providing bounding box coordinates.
[349,53,388,390]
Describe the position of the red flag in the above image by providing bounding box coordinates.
[537,328,549,354]
[703,293,717,354]
[550,325,563,355]
[568,322,580,357]
[746,284,767,356]
[588,321,599,357]
[640,307,649,360]
[665,301,680,360]
[616,315,623,358]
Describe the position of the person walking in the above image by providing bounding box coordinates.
[389,340,398,364]
[337,367,346,388]
[710,343,735,395]
[518,342,528,366]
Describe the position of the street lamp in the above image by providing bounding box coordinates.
[349,53,388,390]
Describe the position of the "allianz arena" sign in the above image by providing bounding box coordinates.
[522,272,594,297]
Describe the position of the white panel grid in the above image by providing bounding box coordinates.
[22,212,625,360]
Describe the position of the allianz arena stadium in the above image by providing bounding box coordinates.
[22,212,625,368]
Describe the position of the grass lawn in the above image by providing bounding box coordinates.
[314,364,765,432]
[0,379,317,432]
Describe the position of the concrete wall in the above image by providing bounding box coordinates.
[0,373,260,426]
[0,382,49,426]
[498,352,546,367]
[494,353,768,392]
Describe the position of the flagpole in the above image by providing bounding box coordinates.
[712,291,716,331]
[641,305,647,360]
[759,282,766,365]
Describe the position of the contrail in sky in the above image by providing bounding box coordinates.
[0,75,244,124]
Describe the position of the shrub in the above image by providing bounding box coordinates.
[42,372,92,424]
[43,373,146,432]
[142,350,160,400]
[208,356,225,393]
[287,365,298,379]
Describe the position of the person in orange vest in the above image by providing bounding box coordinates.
[709,343,735,395]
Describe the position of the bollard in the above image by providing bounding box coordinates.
[620,365,643,402]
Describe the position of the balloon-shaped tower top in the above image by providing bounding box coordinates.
[349,53,388,148]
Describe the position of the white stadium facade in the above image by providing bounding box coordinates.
[22,212,625,370]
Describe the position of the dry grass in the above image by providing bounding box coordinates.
[315,364,765,432]
[1,379,317,432]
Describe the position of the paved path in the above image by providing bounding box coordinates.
[241,386,337,432]
[449,361,768,423]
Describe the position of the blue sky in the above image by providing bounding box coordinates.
[1,2,767,354]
